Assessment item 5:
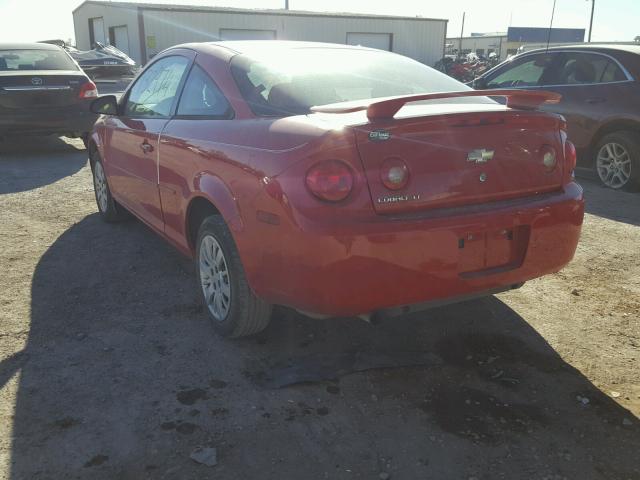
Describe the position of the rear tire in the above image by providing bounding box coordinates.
[594,131,640,191]
[91,153,128,222]
[196,215,272,338]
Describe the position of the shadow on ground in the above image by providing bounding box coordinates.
[0,136,87,194]
[580,178,640,227]
[3,214,639,479]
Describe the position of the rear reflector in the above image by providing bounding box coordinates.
[565,141,577,172]
[79,81,98,99]
[305,160,353,202]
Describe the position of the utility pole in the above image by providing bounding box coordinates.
[588,0,596,42]
[459,12,465,59]
[285,0,289,9]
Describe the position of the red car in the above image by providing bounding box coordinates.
[89,41,584,338]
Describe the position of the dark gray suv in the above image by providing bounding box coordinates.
[473,44,640,190]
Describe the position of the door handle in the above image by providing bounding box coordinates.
[586,98,606,104]
[140,141,154,154]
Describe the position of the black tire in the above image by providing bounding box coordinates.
[195,215,272,338]
[594,131,640,191]
[90,152,129,222]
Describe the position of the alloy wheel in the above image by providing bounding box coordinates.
[596,142,632,189]
[199,235,231,321]
[93,161,109,212]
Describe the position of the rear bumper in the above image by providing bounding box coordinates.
[245,182,585,317]
[0,105,98,136]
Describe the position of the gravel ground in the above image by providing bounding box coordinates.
[0,136,638,480]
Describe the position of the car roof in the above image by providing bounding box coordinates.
[523,44,640,56]
[212,40,374,52]
[0,42,62,51]
[173,40,380,59]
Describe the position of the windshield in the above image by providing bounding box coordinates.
[231,47,479,117]
[0,49,78,71]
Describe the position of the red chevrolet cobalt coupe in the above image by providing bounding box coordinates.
[88,41,584,337]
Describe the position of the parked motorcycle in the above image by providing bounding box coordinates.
[434,53,502,84]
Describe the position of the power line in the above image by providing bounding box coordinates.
[588,0,596,42]
[546,0,557,51]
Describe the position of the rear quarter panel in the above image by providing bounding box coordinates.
[156,115,349,261]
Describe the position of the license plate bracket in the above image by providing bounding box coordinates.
[458,225,530,276]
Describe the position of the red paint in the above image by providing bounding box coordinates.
[311,89,561,119]
[93,43,584,317]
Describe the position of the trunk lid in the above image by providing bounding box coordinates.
[0,71,87,111]
[352,104,565,214]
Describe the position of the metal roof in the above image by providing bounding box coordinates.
[447,35,507,41]
[72,0,447,23]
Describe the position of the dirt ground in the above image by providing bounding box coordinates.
[0,136,638,480]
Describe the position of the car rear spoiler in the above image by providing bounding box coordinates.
[311,89,562,121]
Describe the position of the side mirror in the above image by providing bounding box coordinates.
[90,95,119,115]
[472,77,488,90]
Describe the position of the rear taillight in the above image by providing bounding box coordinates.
[305,160,354,202]
[540,145,558,173]
[79,81,98,99]
[565,140,577,174]
[380,157,409,190]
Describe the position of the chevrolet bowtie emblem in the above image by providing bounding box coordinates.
[467,149,495,164]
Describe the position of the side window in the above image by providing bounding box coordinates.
[600,59,627,83]
[555,52,627,85]
[125,56,190,117]
[486,54,554,88]
[177,65,232,118]
[556,53,608,85]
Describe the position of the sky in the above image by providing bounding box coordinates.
[0,0,638,44]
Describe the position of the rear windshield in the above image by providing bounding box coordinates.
[0,49,78,71]
[231,48,482,116]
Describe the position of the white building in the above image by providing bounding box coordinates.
[446,34,508,60]
[73,1,448,66]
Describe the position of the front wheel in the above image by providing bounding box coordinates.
[594,132,640,191]
[196,215,272,338]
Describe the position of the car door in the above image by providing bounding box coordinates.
[105,53,192,231]
[538,51,633,151]
[157,61,235,250]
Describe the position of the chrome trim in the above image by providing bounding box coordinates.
[1,86,72,91]
[467,149,495,164]
[504,80,635,89]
